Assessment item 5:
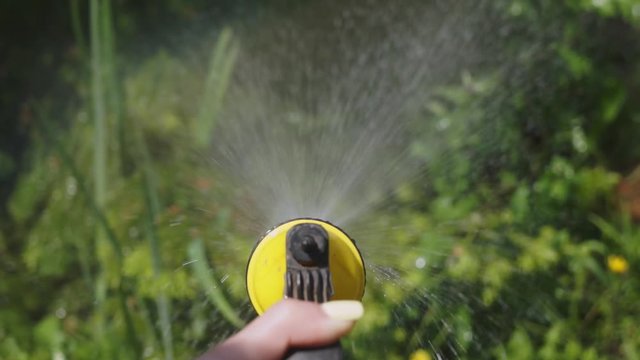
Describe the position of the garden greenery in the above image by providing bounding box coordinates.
[1,0,640,359]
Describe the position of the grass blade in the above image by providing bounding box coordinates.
[100,0,130,176]
[90,0,106,209]
[132,104,174,360]
[90,1,109,353]
[188,238,244,328]
[90,0,141,356]
[195,28,238,147]
[70,0,86,56]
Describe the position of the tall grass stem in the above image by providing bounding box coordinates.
[133,104,175,360]
[195,28,238,147]
[188,238,244,328]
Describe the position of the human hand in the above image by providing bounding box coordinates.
[197,299,364,360]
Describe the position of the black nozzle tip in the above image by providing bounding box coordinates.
[287,223,329,267]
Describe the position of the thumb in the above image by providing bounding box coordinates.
[199,299,364,360]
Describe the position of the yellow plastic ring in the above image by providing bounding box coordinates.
[246,218,366,315]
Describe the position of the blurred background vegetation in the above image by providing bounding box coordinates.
[2,0,640,359]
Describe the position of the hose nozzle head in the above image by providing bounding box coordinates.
[246,218,365,315]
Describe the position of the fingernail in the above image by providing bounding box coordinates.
[321,300,364,321]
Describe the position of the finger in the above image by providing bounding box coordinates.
[199,299,364,360]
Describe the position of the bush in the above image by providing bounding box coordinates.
[1,0,640,359]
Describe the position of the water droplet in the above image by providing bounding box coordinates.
[182,259,198,267]
[436,118,450,130]
[55,307,67,319]
[65,176,77,197]
[143,346,154,357]
[592,0,607,7]
[572,125,588,153]
[129,226,139,238]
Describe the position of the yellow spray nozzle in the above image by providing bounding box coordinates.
[246,218,365,315]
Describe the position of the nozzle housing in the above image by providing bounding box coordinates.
[246,218,365,315]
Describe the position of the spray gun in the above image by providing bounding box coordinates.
[246,218,366,359]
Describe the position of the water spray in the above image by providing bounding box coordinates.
[246,218,366,359]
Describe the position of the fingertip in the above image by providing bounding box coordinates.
[277,300,363,347]
[321,300,364,321]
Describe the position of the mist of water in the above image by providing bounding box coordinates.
[195,1,558,357]
[211,0,498,231]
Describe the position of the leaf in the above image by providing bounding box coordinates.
[195,28,238,147]
[589,215,621,242]
[601,84,626,124]
[187,238,244,328]
[557,46,592,79]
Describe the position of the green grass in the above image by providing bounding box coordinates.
[188,238,245,328]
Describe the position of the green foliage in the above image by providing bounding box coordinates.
[2,0,640,359]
